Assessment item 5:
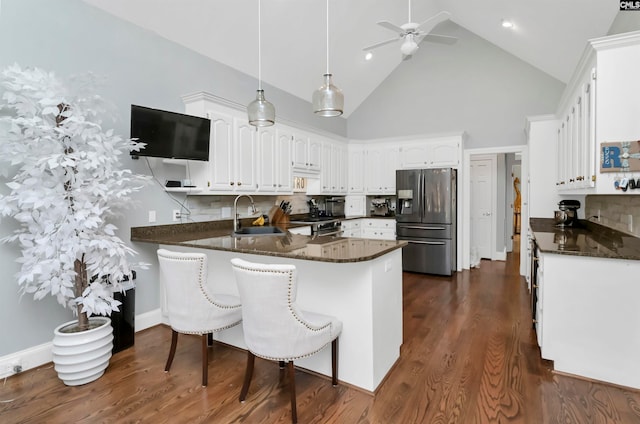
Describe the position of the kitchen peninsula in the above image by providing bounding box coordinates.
[131,221,407,392]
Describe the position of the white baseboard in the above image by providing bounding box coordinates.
[0,308,165,379]
[494,249,507,261]
[135,308,164,331]
[0,342,53,379]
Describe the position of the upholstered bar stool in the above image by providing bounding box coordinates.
[157,249,242,386]
[230,257,342,424]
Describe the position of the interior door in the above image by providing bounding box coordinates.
[471,158,494,259]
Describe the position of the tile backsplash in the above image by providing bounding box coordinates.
[180,193,321,222]
[585,195,640,237]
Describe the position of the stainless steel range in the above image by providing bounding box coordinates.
[290,216,343,236]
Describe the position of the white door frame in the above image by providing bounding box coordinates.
[462,145,528,276]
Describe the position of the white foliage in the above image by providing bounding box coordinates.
[0,64,149,318]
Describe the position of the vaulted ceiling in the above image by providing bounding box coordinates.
[83,0,618,117]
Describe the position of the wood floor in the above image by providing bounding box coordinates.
[3,252,640,423]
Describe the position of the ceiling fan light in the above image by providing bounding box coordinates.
[313,74,344,117]
[248,89,275,127]
[365,51,373,61]
[400,35,419,56]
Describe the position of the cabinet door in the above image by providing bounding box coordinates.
[336,144,348,194]
[399,143,429,168]
[208,111,235,191]
[320,142,334,193]
[234,119,257,192]
[292,134,309,169]
[308,138,322,171]
[276,130,293,192]
[382,146,398,194]
[256,127,277,192]
[348,146,365,193]
[582,73,596,188]
[430,140,460,167]
[365,148,384,194]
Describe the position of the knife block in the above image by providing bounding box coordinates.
[269,206,290,225]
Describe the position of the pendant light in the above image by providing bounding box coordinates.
[247,0,275,127]
[312,0,343,117]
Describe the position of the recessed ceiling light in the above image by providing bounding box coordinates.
[501,19,514,29]
[365,51,373,61]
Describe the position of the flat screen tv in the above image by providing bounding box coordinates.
[130,104,211,161]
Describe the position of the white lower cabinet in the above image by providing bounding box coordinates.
[341,219,362,238]
[360,219,396,240]
[537,252,640,389]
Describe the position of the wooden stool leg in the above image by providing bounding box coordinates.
[201,334,208,387]
[287,361,297,424]
[331,338,339,387]
[240,351,255,402]
[165,330,179,372]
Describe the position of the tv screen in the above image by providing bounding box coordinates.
[130,105,211,161]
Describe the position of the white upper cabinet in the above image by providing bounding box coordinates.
[555,31,640,194]
[292,132,321,173]
[256,126,293,193]
[399,136,461,169]
[317,140,348,195]
[348,145,365,194]
[365,145,397,195]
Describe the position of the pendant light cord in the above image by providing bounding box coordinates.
[408,0,412,23]
[325,0,329,75]
[258,0,263,90]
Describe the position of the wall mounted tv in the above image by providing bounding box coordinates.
[130,104,211,161]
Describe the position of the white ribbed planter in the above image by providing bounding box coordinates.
[52,317,114,386]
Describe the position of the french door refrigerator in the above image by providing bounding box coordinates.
[396,168,457,276]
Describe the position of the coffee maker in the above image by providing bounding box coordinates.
[554,200,581,227]
[371,198,391,216]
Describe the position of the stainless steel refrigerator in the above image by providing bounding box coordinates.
[396,168,456,276]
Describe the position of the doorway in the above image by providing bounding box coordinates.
[462,145,529,276]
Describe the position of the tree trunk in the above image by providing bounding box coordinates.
[74,258,89,331]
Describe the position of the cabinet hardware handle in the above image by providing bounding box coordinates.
[230,182,234,185]
[237,182,242,186]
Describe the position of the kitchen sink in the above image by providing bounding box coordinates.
[232,226,287,237]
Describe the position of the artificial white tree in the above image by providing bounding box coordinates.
[0,64,148,331]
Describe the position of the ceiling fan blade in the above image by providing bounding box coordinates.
[417,11,451,32]
[363,36,402,51]
[377,21,406,35]
[422,34,458,45]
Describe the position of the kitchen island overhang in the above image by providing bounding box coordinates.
[132,222,407,392]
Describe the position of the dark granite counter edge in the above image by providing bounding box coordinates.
[131,221,407,263]
[530,217,640,260]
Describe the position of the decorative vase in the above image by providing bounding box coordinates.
[52,317,113,386]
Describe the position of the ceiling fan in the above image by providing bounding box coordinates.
[363,1,457,59]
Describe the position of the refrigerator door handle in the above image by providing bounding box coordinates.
[406,240,446,245]
[401,225,446,231]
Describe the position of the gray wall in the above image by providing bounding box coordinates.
[347,21,565,148]
[0,0,346,356]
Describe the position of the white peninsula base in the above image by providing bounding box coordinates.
[160,244,403,393]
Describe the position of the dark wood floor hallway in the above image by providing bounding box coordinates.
[2,252,640,423]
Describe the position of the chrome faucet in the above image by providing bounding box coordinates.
[233,194,256,232]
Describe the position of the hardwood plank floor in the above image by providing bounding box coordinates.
[2,252,640,423]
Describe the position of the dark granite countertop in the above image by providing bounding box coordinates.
[131,220,406,263]
[530,218,640,260]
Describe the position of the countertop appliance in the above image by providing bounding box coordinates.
[371,198,391,216]
[396,168,456,276]
[555,200,581,227]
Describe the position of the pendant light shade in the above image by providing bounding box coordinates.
[313,0,343,117]
[248,0,275,127]
[248,89,275,126]
[312,74,344,117]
